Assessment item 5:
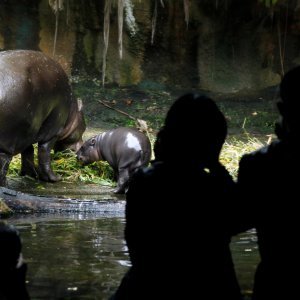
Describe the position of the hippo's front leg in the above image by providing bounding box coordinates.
[0,153,12,187]
[38,140,61,182]
[20,145,37,178]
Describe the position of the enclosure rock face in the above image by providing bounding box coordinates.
[77,127,151,194]
[0,49,86,186]
[2,0,300,92]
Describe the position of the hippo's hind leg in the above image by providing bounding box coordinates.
[20,145,37,178]
[0,152,12,187]
[114,168,130,194]
[38,139,61,182]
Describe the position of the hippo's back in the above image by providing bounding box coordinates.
[0,50,72,154]
[101,127,151,169]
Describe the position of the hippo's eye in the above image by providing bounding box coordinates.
[90,138,96,146]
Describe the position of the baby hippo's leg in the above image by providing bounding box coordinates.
[114,168,130,194]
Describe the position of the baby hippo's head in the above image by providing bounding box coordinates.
[76,136,101,165]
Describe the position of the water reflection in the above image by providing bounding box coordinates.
[10,216,129,300]
[231,229,259,300]
[7,216,259,300]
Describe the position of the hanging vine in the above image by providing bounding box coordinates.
[118,0,124,59]
[183,0,190,28]
[124,0,138,36]
[151,0,158,45]
[102,0,112,87]
[66,0,70,26]
[102,0,138,86]
[151,0,189,45]
[277,1,289,77]
[49,0,64,56]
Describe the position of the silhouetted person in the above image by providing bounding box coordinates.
[0,221,29,300]
[112,93,243,300]
[237,66,300,300]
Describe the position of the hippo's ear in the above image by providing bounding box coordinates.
[90,138,96,146]
[77,98,83,111]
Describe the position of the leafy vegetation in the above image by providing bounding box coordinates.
[8,150,114,187]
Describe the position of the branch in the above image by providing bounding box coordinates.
[98,100,136,120]
[98,100,151,139]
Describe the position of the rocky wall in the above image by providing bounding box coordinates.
[0,0,300,93]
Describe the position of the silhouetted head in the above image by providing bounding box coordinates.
[154,93,227,166]
[0,221,29,300]
[276,66,300,140]
[0,222,22,271]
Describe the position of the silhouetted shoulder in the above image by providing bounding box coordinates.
[238,141,283,175]
[239,140,299,183]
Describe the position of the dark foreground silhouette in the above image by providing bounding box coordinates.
[0,221,29,300]
[238,67,300,300]
[112,93,243,300]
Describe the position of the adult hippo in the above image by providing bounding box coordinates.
[76,127,152,194]
[0,50,86,186]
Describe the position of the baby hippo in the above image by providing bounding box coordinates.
[76,127,152,194]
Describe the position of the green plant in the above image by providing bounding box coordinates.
[52,150,114,185]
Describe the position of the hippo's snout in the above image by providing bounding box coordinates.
[76,152,84,162]
[76,149,84,162]
[76,150,90,165]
